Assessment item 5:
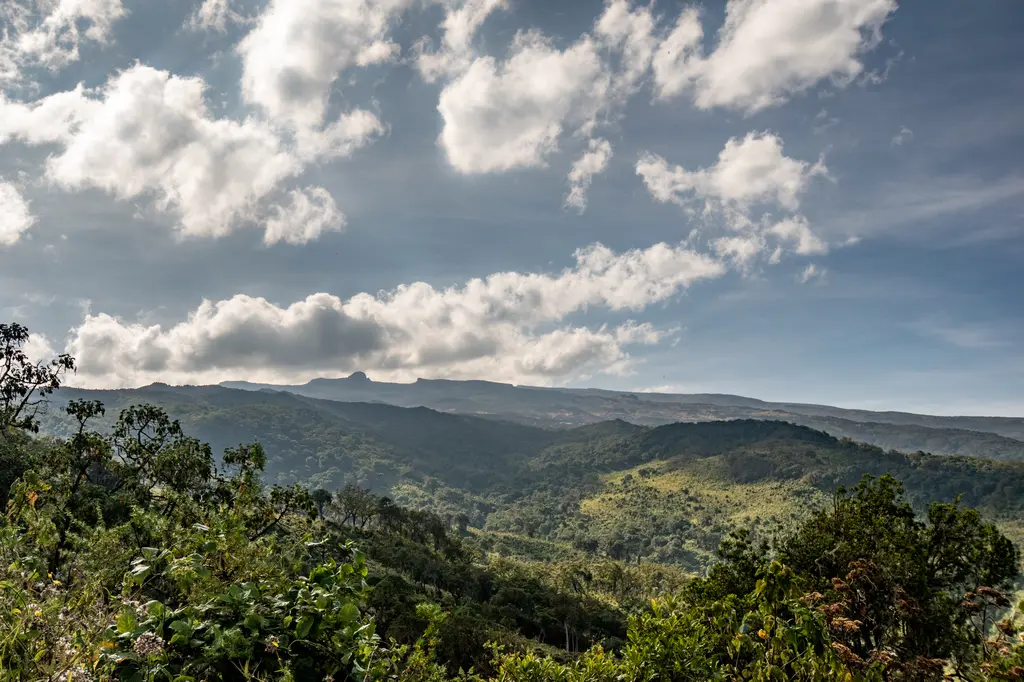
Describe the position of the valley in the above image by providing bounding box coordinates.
[36,382,1024,572]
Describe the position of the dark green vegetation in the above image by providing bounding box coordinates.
[220,373,1024,460]
[37,384,1024,570]
[6,321,1024,681]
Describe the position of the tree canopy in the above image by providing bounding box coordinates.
[2,323,1024,682]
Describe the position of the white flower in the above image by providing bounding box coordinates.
[132,631,166,658]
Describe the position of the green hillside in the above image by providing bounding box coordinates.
[5,324,1024,681]
[37,385,1024,572]
[220,374,1024,459]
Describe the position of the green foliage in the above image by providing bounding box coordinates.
[4,324,1024,682]
[778,474,1021,675]
[1,322,76,437]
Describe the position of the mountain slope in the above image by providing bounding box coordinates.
[218,374,1024,460]
[37,384,1024,572]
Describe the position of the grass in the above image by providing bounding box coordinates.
[582,456,826,523]
[577,456,829,566]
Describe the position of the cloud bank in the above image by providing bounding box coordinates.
[54,241,725,388]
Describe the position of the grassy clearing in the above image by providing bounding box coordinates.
[578,456,829,566]
[582,456,826,523]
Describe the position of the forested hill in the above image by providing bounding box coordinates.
[37,384,1024,571]
[8,324,1024,680]
[218,374,1024,460]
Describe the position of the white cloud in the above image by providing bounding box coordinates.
[434,0,670,176]
[263,187,345,245]
[36,65,302,238]
[712,234,764,269]
[891,125,913,147]
[0,0,126,86]
[187,0,244,32]
[0,84,97,144]
[636,132,827,214]
[295,108,386,163]
[23,333,56,363]
[653,0,897,113]
[799,263,824,283]
[594,0,659,99]
[565,138,612,213]
[238,0,411,145]
[637,132,830,265]
[768,216,828,255]
[437,29,609,173]
[415,0,509,82]
[0,180,36,246]
[650,7,703,101]
[0,65,374,242]
[56,241,726,387]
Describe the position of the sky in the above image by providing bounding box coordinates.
[0,0,1022,416]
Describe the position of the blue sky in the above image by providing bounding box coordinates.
[0,0,1021,416]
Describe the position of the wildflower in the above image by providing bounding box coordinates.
[51,669,93,682]
[996,618,1017,636]
[828,616,862,634]
[70,669,94,682]
[58,635,76,658]
[830,642,865,666]
[132,632,166,658]
[798,591,824,605]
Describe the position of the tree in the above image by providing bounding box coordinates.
[453,512,471,536]
[312,488,333,517]
[0,322,75,437]
[334,483,379,529]
[779,474,1020,674]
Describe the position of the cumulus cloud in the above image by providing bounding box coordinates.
[637,132,829,264]
[0,65,363,241]
[187,0,245,32]
[295,109,386,163]
[238,0,409,148]
[711,234,764,270]
[22,333,56,363]
[565,138,612,213]
[54,241,726,388]
[437,29,610,173]
[435,0,674,175]
[650,7,703,102]
[263,186,345,245]
[593,0,659,99]
[0,0,126,86]
[415,0,509,82]
[0,180,36,246]
[637,132,827,215]
[652,0,897,113]
[37,65,301,238]
[0,84,97,144]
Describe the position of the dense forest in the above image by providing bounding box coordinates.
[35,384,1024,570]
[5,321,1024,681]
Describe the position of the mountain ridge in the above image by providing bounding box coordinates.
[33,382,1024,571]
[210,375,1024,459]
